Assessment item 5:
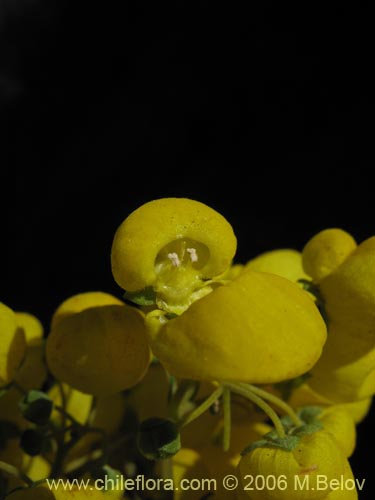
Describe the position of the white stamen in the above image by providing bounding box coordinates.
[187,247,198,262]
[167,252,181,267]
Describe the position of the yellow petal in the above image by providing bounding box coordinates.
[319,236,375,345]
[48,383,93,426]
[319,406,356,457]
[0,302,27,387]
[51,291,124,331]
[46,304,151,396]
[148,270,326,383]
[15,340,48,391]
[302,228,357,282]
[125,362,169,421]
[309,321,375,402]
[16,312,44,343]
[246,249,309,283]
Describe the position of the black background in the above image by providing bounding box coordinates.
[1,1,373,497]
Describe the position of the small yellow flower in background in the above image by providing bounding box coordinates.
[147,269,326,383]
[0,302,27,387]
[0,312,47,431]
[307,235,375,402]
[46,292,151,396]
[302,228,357,282]
[237,430,354,500]
[111,197,237,314]
[14,312,48,391]
[245,248,309,283]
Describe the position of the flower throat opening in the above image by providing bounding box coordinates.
[154,238,211,313]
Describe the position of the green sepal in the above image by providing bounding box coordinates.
[123,287,156,306]
[241,434,300,456]
[291,422,323,437]
[298,279,319,296]
[298,406,323,424]
[137,417,181,460]
[297,280,329,327]
[18,390,53,426]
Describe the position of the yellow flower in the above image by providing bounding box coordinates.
[308,236,375,401]
[111,198,237,313]
[46,293,151,396]
[147,270,327,383]
[237,430,351,500]
[0,312,48,433]
[14,312,48,391]
[0,302,27,387]
[245,249,309,283]
[302,228,357,282]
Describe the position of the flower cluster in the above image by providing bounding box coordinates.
[0,198,373,500]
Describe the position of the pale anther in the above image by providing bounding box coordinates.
[187,247,198,262]
[167,252,181,267]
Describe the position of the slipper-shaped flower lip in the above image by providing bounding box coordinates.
[147,269,327,383]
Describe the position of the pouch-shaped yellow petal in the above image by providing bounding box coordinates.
[16,312,44,343]
[46,304,151,396]
[307,237,375,402]
[111,198,237,293]
[51,291,124,331]
[319,236,375,344]
[0,303,27,387]
[238,431,348,500]
[308,321,375,402]
[319,407,356,457]
[148,270,326,383]
[14,340,48,391]
[302,229,357,282]
[245,249,308,283]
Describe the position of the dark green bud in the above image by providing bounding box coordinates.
[20,429,45,456]
[137,418,180,460]
[19,390,53,426]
